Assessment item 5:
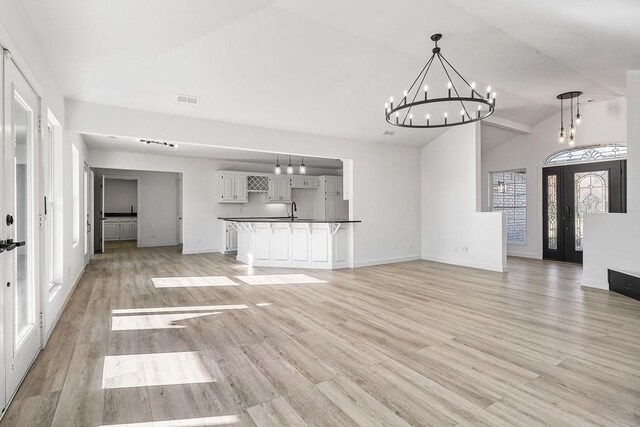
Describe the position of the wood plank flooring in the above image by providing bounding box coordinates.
[1,246,639,426]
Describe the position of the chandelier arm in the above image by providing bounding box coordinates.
[439,53,481,98]
[403,52,437,107]
[437,53,471,120]
[402,54,436,125]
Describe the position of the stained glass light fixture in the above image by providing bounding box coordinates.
[385,33,495,129]
[557,91,582,146]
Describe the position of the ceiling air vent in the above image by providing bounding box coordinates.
[382,130,395,136]
[176,94,200,105]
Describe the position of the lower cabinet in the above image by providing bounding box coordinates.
[104,217,138,241]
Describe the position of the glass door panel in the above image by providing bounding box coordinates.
[14,94,34,345]
[574,170,609,251]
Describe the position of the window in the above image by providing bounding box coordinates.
[72,145,80,247]
[545,143,627,165]
[491,170,526,244]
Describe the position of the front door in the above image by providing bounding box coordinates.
[2,50,41,405]
[543,160,626,263]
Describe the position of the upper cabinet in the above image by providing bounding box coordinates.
[267,176,292,203]
[290,176,319,189]
[218,173,248,203]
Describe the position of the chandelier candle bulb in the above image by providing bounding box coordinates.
[486,86,491,99]
[395,111,399,124]
[426,114,430,125]
[390,96,394,109]
[448,81,452,97]
[409,113,413,125]
[444,111,448,125]
[471,81,476,97]
[461,109,465,122]
[424,84,428,100]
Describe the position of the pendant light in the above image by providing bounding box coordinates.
[286,156,293,174]
[274,154,281,174]
[299,157,306,174]
[556,91,582,146]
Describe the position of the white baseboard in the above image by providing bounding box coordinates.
[138,241,178,248]
[421,254,507,272]
[507,250,539,259]
[181,247,218,255]
[581,277,608,290]
[43,265,85,345]
[353,255,421,268]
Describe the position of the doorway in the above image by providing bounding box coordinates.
[1,51,41,413]
[543,160,626,263]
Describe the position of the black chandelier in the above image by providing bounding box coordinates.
[556,91,582,146]
[385,33,495,129]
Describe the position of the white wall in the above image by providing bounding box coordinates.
[481,97,627,258]
[69,101,422,266]
[95,169,179,247]
[421,123,506,272]
[104,179,137,213]
[583,71,640,289]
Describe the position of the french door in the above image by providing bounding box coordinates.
[543,160,626,263]
[1,51,41,408]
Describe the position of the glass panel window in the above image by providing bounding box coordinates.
[491,170,527,244]
[547,175,558,250]
[546,143,626,165]
[574,170,609,251]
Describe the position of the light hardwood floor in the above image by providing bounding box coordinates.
[1,246,639,426]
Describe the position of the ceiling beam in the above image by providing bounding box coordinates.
[484,116,532,134]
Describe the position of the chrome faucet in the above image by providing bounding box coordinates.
[290,201,297,221]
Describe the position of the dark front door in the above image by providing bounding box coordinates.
[543,160,626,263]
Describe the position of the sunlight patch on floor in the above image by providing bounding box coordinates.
[151,276,238,288]
[112,305,249,315]
[111,312,220,331]
[100,414,240,426]
[235,274,327,285]
[102,351,215,389]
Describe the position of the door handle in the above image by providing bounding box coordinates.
[0,239,23,251]
[88,222,92,232]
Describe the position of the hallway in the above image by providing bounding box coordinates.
[2,247,639,426]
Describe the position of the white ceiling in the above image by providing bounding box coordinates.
[16,0,640,147]
[82,134,343,169]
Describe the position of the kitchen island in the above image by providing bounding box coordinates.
[220,217,361,269]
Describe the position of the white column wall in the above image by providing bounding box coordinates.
[421,123,506,272]
[583,71,640,289]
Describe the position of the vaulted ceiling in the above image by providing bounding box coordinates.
[15,0,640,147]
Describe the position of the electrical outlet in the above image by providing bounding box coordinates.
[461,246,469,253]
[151,233,157,239]
[392,242,397,250]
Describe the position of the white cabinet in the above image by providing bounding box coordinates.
[120,221,134,240]
[267,176,291,203]
[218,173,247,203]
[314,176,349,220]
[290,176,319,189]
[104,217,138,241]
[225,226,237,252]
[104,221,121,241]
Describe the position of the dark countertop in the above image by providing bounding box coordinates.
[219,216,361,224]
[105,213,138,217]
